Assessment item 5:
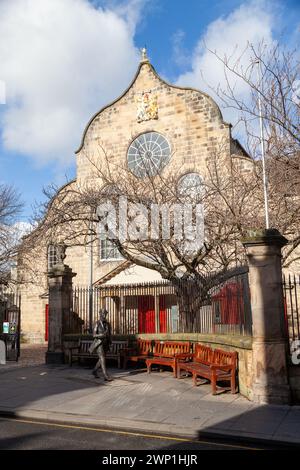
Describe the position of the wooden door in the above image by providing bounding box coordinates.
[138,296,155,333]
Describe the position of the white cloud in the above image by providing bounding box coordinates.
[0,0,143,166]
[176,1,276,131]
[171,29,191,68]
[11,221,33,241]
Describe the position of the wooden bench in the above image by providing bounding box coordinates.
[177,343,237,394]
[122,339,153,369]
[69,339,129,368]
[145,341,191,377]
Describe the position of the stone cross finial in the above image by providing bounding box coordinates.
[140,46,149,62]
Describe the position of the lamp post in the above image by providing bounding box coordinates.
[89,214,94,333]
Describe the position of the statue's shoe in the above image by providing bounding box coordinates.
[92,370,100,378]
[104,376,113,382]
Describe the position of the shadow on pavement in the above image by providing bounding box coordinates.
[1,345,300,450]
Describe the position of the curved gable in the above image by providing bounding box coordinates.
[75,60,229,155]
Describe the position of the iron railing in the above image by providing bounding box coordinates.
[70,268,252,337]
[283,274,300,355]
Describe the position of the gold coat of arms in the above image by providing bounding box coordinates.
[136,91,158,123]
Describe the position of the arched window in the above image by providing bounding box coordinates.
[178,172,203,200]
[177,173,204,257]
[99,238,122,261]
[47,244,59,269]
[98,185,123,261]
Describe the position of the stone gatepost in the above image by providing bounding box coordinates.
[45,264,76,364]
[242,229,291,404]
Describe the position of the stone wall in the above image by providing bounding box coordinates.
[18,244,48,344]
[20,283,48,344]
[53,61,246,287]
[76,61,232,184]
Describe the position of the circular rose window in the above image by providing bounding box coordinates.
[127,132,171,177]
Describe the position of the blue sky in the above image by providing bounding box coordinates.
[0,0,299,222]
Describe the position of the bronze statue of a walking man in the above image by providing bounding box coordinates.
[89,309,113,381]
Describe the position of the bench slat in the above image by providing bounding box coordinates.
[146,341,191,377]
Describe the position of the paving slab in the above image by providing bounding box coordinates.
[1,354,300,446]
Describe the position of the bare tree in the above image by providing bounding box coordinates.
[18,42,300,330]
[0,184,23,283]
[22,140,261,329]
[206,41,300,266]
[206,42,300,152]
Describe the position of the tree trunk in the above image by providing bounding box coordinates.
[172,278,211,333]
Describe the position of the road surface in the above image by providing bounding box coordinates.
[0,417,280,451]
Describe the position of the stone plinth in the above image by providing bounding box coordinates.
[242,229,291,404]
[45,264,76,364]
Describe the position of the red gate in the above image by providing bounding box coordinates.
[45,304,49,341]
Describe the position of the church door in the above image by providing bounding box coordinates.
[138,296,155,333]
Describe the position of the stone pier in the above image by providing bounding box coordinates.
[242,229,291,404]
[45,264,76,364]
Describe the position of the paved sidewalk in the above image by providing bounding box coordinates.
[1,350,300,447]
[1,343,48,370]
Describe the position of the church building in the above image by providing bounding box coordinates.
[17,49,252,344]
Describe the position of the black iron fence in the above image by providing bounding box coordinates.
[70,267,252,337]
[282,274,300,355]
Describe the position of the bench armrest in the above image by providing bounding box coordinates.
[210,364,234,371]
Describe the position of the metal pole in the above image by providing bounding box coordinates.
[255,59,270,229]
[89,217,93,333]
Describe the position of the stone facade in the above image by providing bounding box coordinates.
[17,57,251,344]
[17,243,48,344]
[76,61,232,183]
